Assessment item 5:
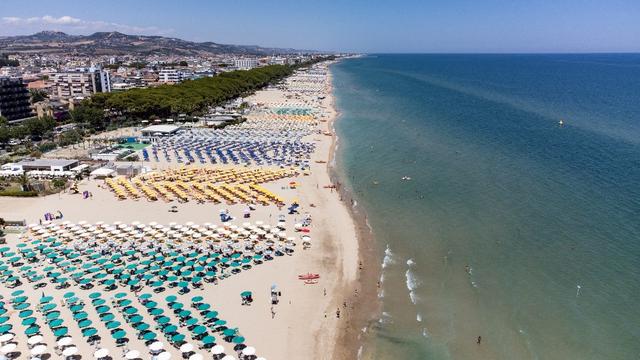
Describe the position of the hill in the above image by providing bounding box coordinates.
[0,31,311,56]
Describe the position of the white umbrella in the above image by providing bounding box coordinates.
[125,350,140,359]
[188,354,203,360]
[0,334,14,342]
[157,351,172,360]
[94,348,109,358]
[30,345,47,355]
[0,343,16,353]
[211,345,225,355]
[179,343,194,352]
[149,342,164,351]
[62,347,78,356]
[221,356,236,360]
[242,347,256,356]
[57,337,73,346]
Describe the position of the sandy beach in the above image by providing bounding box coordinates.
[0,61,370,360]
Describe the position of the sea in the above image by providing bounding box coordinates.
[330,54,640,360]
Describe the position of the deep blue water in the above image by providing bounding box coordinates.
[331,54,640,360]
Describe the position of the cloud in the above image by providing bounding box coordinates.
[1,15,173,36]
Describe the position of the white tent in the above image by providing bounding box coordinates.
[90,168,115,178]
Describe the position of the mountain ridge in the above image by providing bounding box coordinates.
[0,31,315,56]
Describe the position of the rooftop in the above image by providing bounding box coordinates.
[17,159,78,167]
[141,124,181,134]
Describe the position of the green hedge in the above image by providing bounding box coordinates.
[0,190,38,197]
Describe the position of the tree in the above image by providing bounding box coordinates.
[0,116,7,126]
[71,106,106,130]
[29,89,49,103]
[52,178,66,190]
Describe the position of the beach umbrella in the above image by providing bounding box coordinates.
[41,303,56,312]
[22,317,37,326]
[180,343,194,352]
[24,325,40,336]
[157,316,170,325]
[119,299,133,307]
[113,330,127,339]
[171,333,185,343]
[192,325,207,335]
[106,321,121,330]
[82,327,97,337]
[157,352,172,360]
[94,348,109,358]
[242,347,256,356]
[49,318,63,328]
[210,344,226,354]
[92,298,106,306]
[135,322,150,331]
[26,334,41,344]
[57,337,72,346]
[171,302,184,310]
[63,291,75,298]
[214,319,227,326]
[54,327,69,337]
[129,315,143,324]
[144,301,158,308]
[185,318,198,326]
[101,313,115,322]
[197,303,211,311]
[19,309,33,318]
[0,334,13,342]
[115,292,127,299]
[89,292,102,299]
[46,311,60,320]
[39,296,53,303]
[232,336,245,344]
[30,344,47,355]
[96,305,110,314]
[149,341,164,351]
[125,350,140,359]
[143,332,157,341]
[78,319,92,328]
[0,343,16,354]
[150,308,164,316]
[124,307,138,315]
[0,325,12,334]
[73,311,88,320]
[62,347,78,356]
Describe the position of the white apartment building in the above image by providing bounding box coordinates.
[158,69,182,83]
[51,67,111,98]
[234,58,259,70]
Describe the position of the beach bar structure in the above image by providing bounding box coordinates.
[16,159,79,172]
[140,124,181,137]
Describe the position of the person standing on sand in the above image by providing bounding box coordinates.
[336,308,340,318]
[477,336,482,344]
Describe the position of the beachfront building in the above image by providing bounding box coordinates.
[158,69,185,83]
[0,76,34,121]
[16,158,79,172]
[234,58,259,70]
[51,67,111,98]
[140,124,181,137]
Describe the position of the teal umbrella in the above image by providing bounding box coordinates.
[54,327,69,337]
[185,318,198,326]
[144,301,157,308]
[142,332,156,340]
[82,327,97,337]
[69,304,83,313]
[163,325,177,333]
[24,325,40,335]
[136,322,150,331]
[14,303,29,310]
[178,310,191,318]
[112,330,126,339]
[192,295,203,303]
[222,328,236,337]
[124,307,138,315]
[10,289,24,296]
[96,306,110,314]
[12,296,28,303]
[204,311,219,319]
[89,292,101,299]
[171,333,185,342]
[197,303,211,311]
[22,317,37,326]
[92,298,106,306]
[171,302,183,310]
[119,299,132,307]
[149,308,164,316]
[192,325,207,335]
[39,296,53,303]
[201,335,215,345]
[100,313,115,322]
[46,311,60,320]
[114,292,127,299]
[139,293,152,300]
[49,318,63,328]
[106,321,121,330]
[19,309,33,318]
[214,320,227,326]
[178,281,189,288]
[129,315,143,324]
[0,324,12,334]
[41,303,56,312]
[156,316,170,325]
[78,319,92,328]
[73,311,88,320]
[0,317,8,324]
[232,336,245,344]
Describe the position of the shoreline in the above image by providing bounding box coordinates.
[326,63,382,360]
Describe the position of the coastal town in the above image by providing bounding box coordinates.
[0,31,364,360]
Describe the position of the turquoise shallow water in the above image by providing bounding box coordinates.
[331,54,640,360]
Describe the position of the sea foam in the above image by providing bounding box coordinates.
[406,259,421,304]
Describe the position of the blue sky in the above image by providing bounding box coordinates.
[1,0,639,53]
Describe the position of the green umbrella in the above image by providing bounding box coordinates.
[22,317,37,326]
[201,335,215,344]
[112,330,126,339]
[142,332,156,340]
[192,325,207,335]
[106,321,121,330]
[82,327,97,337]
[232,336,245,344]
[24,325,40,335]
